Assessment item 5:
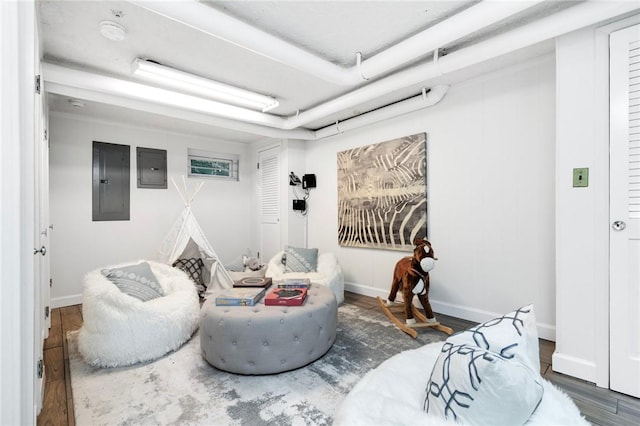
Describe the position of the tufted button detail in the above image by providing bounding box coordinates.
[218,319,224,325]
[294,336,299,341]
[232,341,237,346]
[280,318,285,324]
[247,320,252,326]
[263,341,268,346]
[281,359,286,364]
[249,361,254,366]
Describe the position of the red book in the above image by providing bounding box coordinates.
[265,287,308,306]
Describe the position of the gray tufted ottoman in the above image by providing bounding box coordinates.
[200,285,338,374]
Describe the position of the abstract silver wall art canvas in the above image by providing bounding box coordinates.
[337,133,427,251]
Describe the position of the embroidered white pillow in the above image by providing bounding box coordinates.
[101,261,165,302]
[424,342,544,425]
[284,246,318,273]
[446,304,540,374]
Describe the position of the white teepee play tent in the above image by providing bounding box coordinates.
[157,177,233,291]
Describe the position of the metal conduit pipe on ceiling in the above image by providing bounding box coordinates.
[282,0,640,129]
[132,0,542,86]
[314,86,450,139]
[44,61,448,140]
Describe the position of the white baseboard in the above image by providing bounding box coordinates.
[344,282,556,341]
[51,294,82,309]
[552,352,596,383]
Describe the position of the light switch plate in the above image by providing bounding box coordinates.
[573,168,589,187]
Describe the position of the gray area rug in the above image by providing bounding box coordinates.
[69,303,446,425]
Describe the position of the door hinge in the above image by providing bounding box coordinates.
[257,162,260,170]
[37,359,43,379]
[44,129,47,141]
[49,278,53,287]
[35,75,41,94]
[45,306,50,319]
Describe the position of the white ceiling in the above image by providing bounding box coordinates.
[37,1,638,143]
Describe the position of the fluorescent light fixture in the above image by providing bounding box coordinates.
[131,58,279,112]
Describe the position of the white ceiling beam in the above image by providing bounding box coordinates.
[131,0,543,86]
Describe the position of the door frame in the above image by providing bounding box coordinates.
[0,1,38,424]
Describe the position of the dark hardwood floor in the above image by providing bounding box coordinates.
[37,292,639,426]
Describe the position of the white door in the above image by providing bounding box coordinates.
[258,146,281,263]
[609,23,640,398]
[33,28,47,412]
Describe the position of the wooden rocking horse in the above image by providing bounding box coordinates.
[377,238,453,338]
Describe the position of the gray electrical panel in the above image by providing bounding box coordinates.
[137,147,167,189]
[92,141,130,221]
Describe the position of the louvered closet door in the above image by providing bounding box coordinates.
[610,23,640,398]
[259,146,281,263]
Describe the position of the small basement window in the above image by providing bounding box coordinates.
[187,148,239,181]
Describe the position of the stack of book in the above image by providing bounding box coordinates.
[265,278,311,306]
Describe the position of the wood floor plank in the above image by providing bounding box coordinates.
[343,293,377,310]
[43,323,62,350]
[44,346,64,383]
[37,379,67,426]
[538,339,554,365]
[617,397,640,423]
[61,309,83,334]
[50,308,62,326]
[58,306,77,317]
[571,396,627,426]
[544,371,618,414]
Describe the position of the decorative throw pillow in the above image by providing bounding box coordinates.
[225,256,245,272]
[284,246,318,273]
[172,258,205,284]
[424,342,544,425]
[101,261,165,302]
[446,304,540,374]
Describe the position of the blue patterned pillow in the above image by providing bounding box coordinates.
[102,262,165,302]
[424,342,544,425]
[284,246,318,273]
[446,304,540,374]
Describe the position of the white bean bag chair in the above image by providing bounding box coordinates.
[336,305,588,426]
[78,260,200,367]
[266,250,345,304]
[335,342,587,425]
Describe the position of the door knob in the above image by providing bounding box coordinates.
[612,220,626,231]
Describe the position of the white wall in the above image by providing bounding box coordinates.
[49,113,252,307]
[305,55,557,339]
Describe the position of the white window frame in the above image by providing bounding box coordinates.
[187,148,239,181]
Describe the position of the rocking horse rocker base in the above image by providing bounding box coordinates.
[376,297,453,339]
